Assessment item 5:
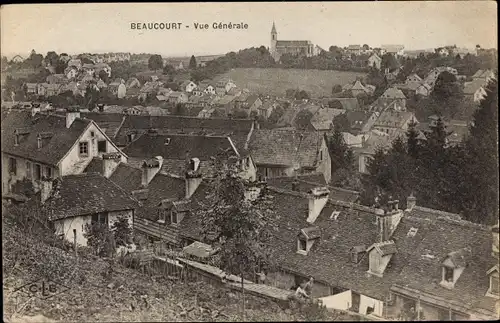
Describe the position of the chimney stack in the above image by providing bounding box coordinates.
[66,106,81,128]
[40,178,53,205]
[377,200,403,242]
[102,152,121,178]
[141,156,163,187]
[307,187,330,224]
[185,157,202,199]
[406,193,417,211]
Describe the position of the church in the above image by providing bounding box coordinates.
[270,22,317,62]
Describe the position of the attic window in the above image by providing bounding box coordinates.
[298,238,307,252]
[330,211,341,220]
[444,266,454,283]
[164,138,171,145]
[171,210,179,225]
[407,227,418,237]
[37,136,42,149]
[90,131,95,138]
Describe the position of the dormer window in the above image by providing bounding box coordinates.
[297,227,320,255]
[440,248,471,289]
[164,138,171,145]
[330,211,340,220]
[444,266,454,282]
[157,208,166,223]
[171,210,178,225]
[486,265,499,298]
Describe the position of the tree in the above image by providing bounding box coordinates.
[268,105,284,124]
[331,113,350,132]
[172,103,187,116]
[148,54,163,71]
[189,55,197,69]
[84,222,114,257]
[362,44,370,50]
[463,77,498,224]
[163,64,176,76]
[111,216,132,248]
[332,84,343,94]
[406,120,420,159]
[196,152,276,320]
[84,83,101,111]
[431,71,463,117]
[28,52,44,69]
[98,70,109,83]
[294,110,313,130]
[327,127,354,174]
[81,57,94,64]
[45,51,59,66]
[295,90,310,100]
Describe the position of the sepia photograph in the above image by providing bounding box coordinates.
[1,2,498,322]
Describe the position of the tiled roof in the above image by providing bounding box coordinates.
[346,110,372,130]
[81,112,125,138]
[381,45,404,53]
[374,111,416,129]
[394,216,496,313]
[247,129,323,167]
[42,173,139,221]
[463,80,487,95]
[276,40,311,47]
[1,110,92,166]
[113,115,254,146]
[382,87,407,99]
[310,108,346,131]
[123,133,239,161]
[108,163,143,194]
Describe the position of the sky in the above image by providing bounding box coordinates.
[1,2,497,58]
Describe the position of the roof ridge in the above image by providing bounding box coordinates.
[267,186,308,198]
[437,216,489,231]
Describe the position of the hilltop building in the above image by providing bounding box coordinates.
[270,22,316,62]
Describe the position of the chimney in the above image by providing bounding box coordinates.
[377,200,403,242]
[66,106,81,128]
[141,156,163,187]
[406,193,417,211]
[185,157,202,199]
[40,179,53,205]
[307,187,330,224]
[102,152,121,178]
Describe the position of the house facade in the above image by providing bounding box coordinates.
[1,108,127,195]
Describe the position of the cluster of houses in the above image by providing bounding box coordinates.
[1,105,498,320]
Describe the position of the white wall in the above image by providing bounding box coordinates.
[59,122,125,176]
[359,294,384,317]
[2,153,57,193]
[320,290,352,310]
[54,209,133,247]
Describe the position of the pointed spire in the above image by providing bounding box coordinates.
[271,21,277,34]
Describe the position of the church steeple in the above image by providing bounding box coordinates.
[271,21,277,34]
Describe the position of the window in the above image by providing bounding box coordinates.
[79,141,89,156]
[298,239,307,252]
[90,131,95,138]
[37,137,42,149]
[26,161,32,179]
[45,166,52,179]
[91,212,108,225]
[491,276,499,295]
[34,164,41,180]
[8,157,17,175]
[97,140,107,153]
[158,209,166,223]
[444,266,454,282]
[320,150,323,161]
[171,211,178,225]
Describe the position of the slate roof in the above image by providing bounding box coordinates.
[247,129,323,167]
[321,98,360,111]
[123,133,239,161]
[113,115,255,146]
[42,173,139,221]
[1,110,92,166]
[381,87,407,99]
[108,163,143,194]
[346,110,373,131]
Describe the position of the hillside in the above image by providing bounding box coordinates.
[2,206,357,322]
[213,68,366,97]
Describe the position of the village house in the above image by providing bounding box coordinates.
[64,66,78,79]
[367,53,382,70]
[346,45,362,56]
[310,108,346,131]
[39,171,139,247]
[381,45,405,57]
[82,64,96,76]
[345,110,379,135]
[416,83,432,97]
[166,91,189,105]
[235,94,262,117]
[463,80,489,104]
[46,74,68,85]
[372,110,417,136]
[196,80,216,96]
[257,101,277,120]
[342,80,374,97]
[37,83,63,97]
[1,107,127,195]
[471,69,495,83]
[244,129,331,182]
[67,59,82,70]
[354,129,402,174]
[180,80,197,93]
[125,77,141,89]
[215,79,237,95]
[424,66,458,88]
[94,63,112,78]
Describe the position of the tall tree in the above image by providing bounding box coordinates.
[463,77,499,224]
[294,110,313,130]
[189,55,197,69]
[148,54,163,71]
[326,127,354,174]
[45,51,59,66]
[196,152,276,320]
[406,120,420,159]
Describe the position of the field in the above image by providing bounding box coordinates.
[214,68,367,97]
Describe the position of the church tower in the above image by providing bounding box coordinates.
[270,22,278,58]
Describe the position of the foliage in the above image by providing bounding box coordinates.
[163,64,176,76]
[189,55,197,69]
[268,105,285,124]
[332,84,343,94]
[196,151,277,319]
[430,71,463,117]
[326,127,354,174]
[111,216,133,248]
[331,113,350,132]
[294,110,313,130]
[98,70,109,83]
[148,54,163,71]
[83,222,114,257]
[172,103,187,116]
